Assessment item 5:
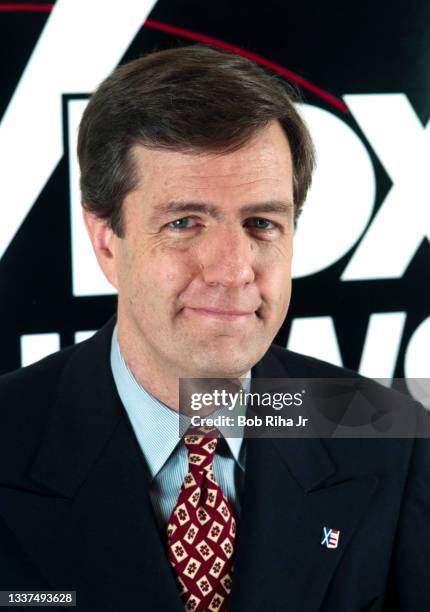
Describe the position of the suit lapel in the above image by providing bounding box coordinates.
[229,436,378,611]
[228,345,379,611]
[0,318,183,611]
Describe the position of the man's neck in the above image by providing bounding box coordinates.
[116,322,248,412]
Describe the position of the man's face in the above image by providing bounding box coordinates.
[96,120,295,378]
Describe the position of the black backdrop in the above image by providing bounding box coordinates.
[0,0,428,401]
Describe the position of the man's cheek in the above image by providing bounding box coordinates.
[264,266,291,296]
[162,254,196,286]
[258,246,292,277]
[270,282,292,314]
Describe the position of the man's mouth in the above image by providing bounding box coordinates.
[185,307,257,321]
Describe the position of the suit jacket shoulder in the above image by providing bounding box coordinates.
[269,342,361,377]
[0,343,79,488]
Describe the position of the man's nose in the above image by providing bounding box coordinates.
[197,226,255,287]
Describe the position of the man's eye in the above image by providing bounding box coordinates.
[246,218,277,230]
[167,217,197,230]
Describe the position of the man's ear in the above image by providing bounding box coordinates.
[82,208,119,289]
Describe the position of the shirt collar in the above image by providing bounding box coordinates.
[110,324,248,479]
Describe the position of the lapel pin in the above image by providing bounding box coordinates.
[321,526,340,549]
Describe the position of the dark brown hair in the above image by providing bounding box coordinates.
[77,44,315,236]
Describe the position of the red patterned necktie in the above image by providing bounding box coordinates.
[167,426,236,612]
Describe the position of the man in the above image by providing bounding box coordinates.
[0,45,429,612]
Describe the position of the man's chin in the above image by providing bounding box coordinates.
[188,343,263,379]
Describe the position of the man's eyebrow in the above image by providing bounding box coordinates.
[150,200,294,221]
[151,201,221,220]
[239,200,294,216]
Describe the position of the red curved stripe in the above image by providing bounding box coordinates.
[0,3,52,11]
[0,3,348,113]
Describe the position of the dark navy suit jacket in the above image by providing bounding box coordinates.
[0,317,429,611]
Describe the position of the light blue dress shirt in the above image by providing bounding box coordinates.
[110,325,248,532]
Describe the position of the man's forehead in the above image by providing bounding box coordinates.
[131,121,292,182]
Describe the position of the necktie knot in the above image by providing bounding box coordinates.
[184,426,220,477]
